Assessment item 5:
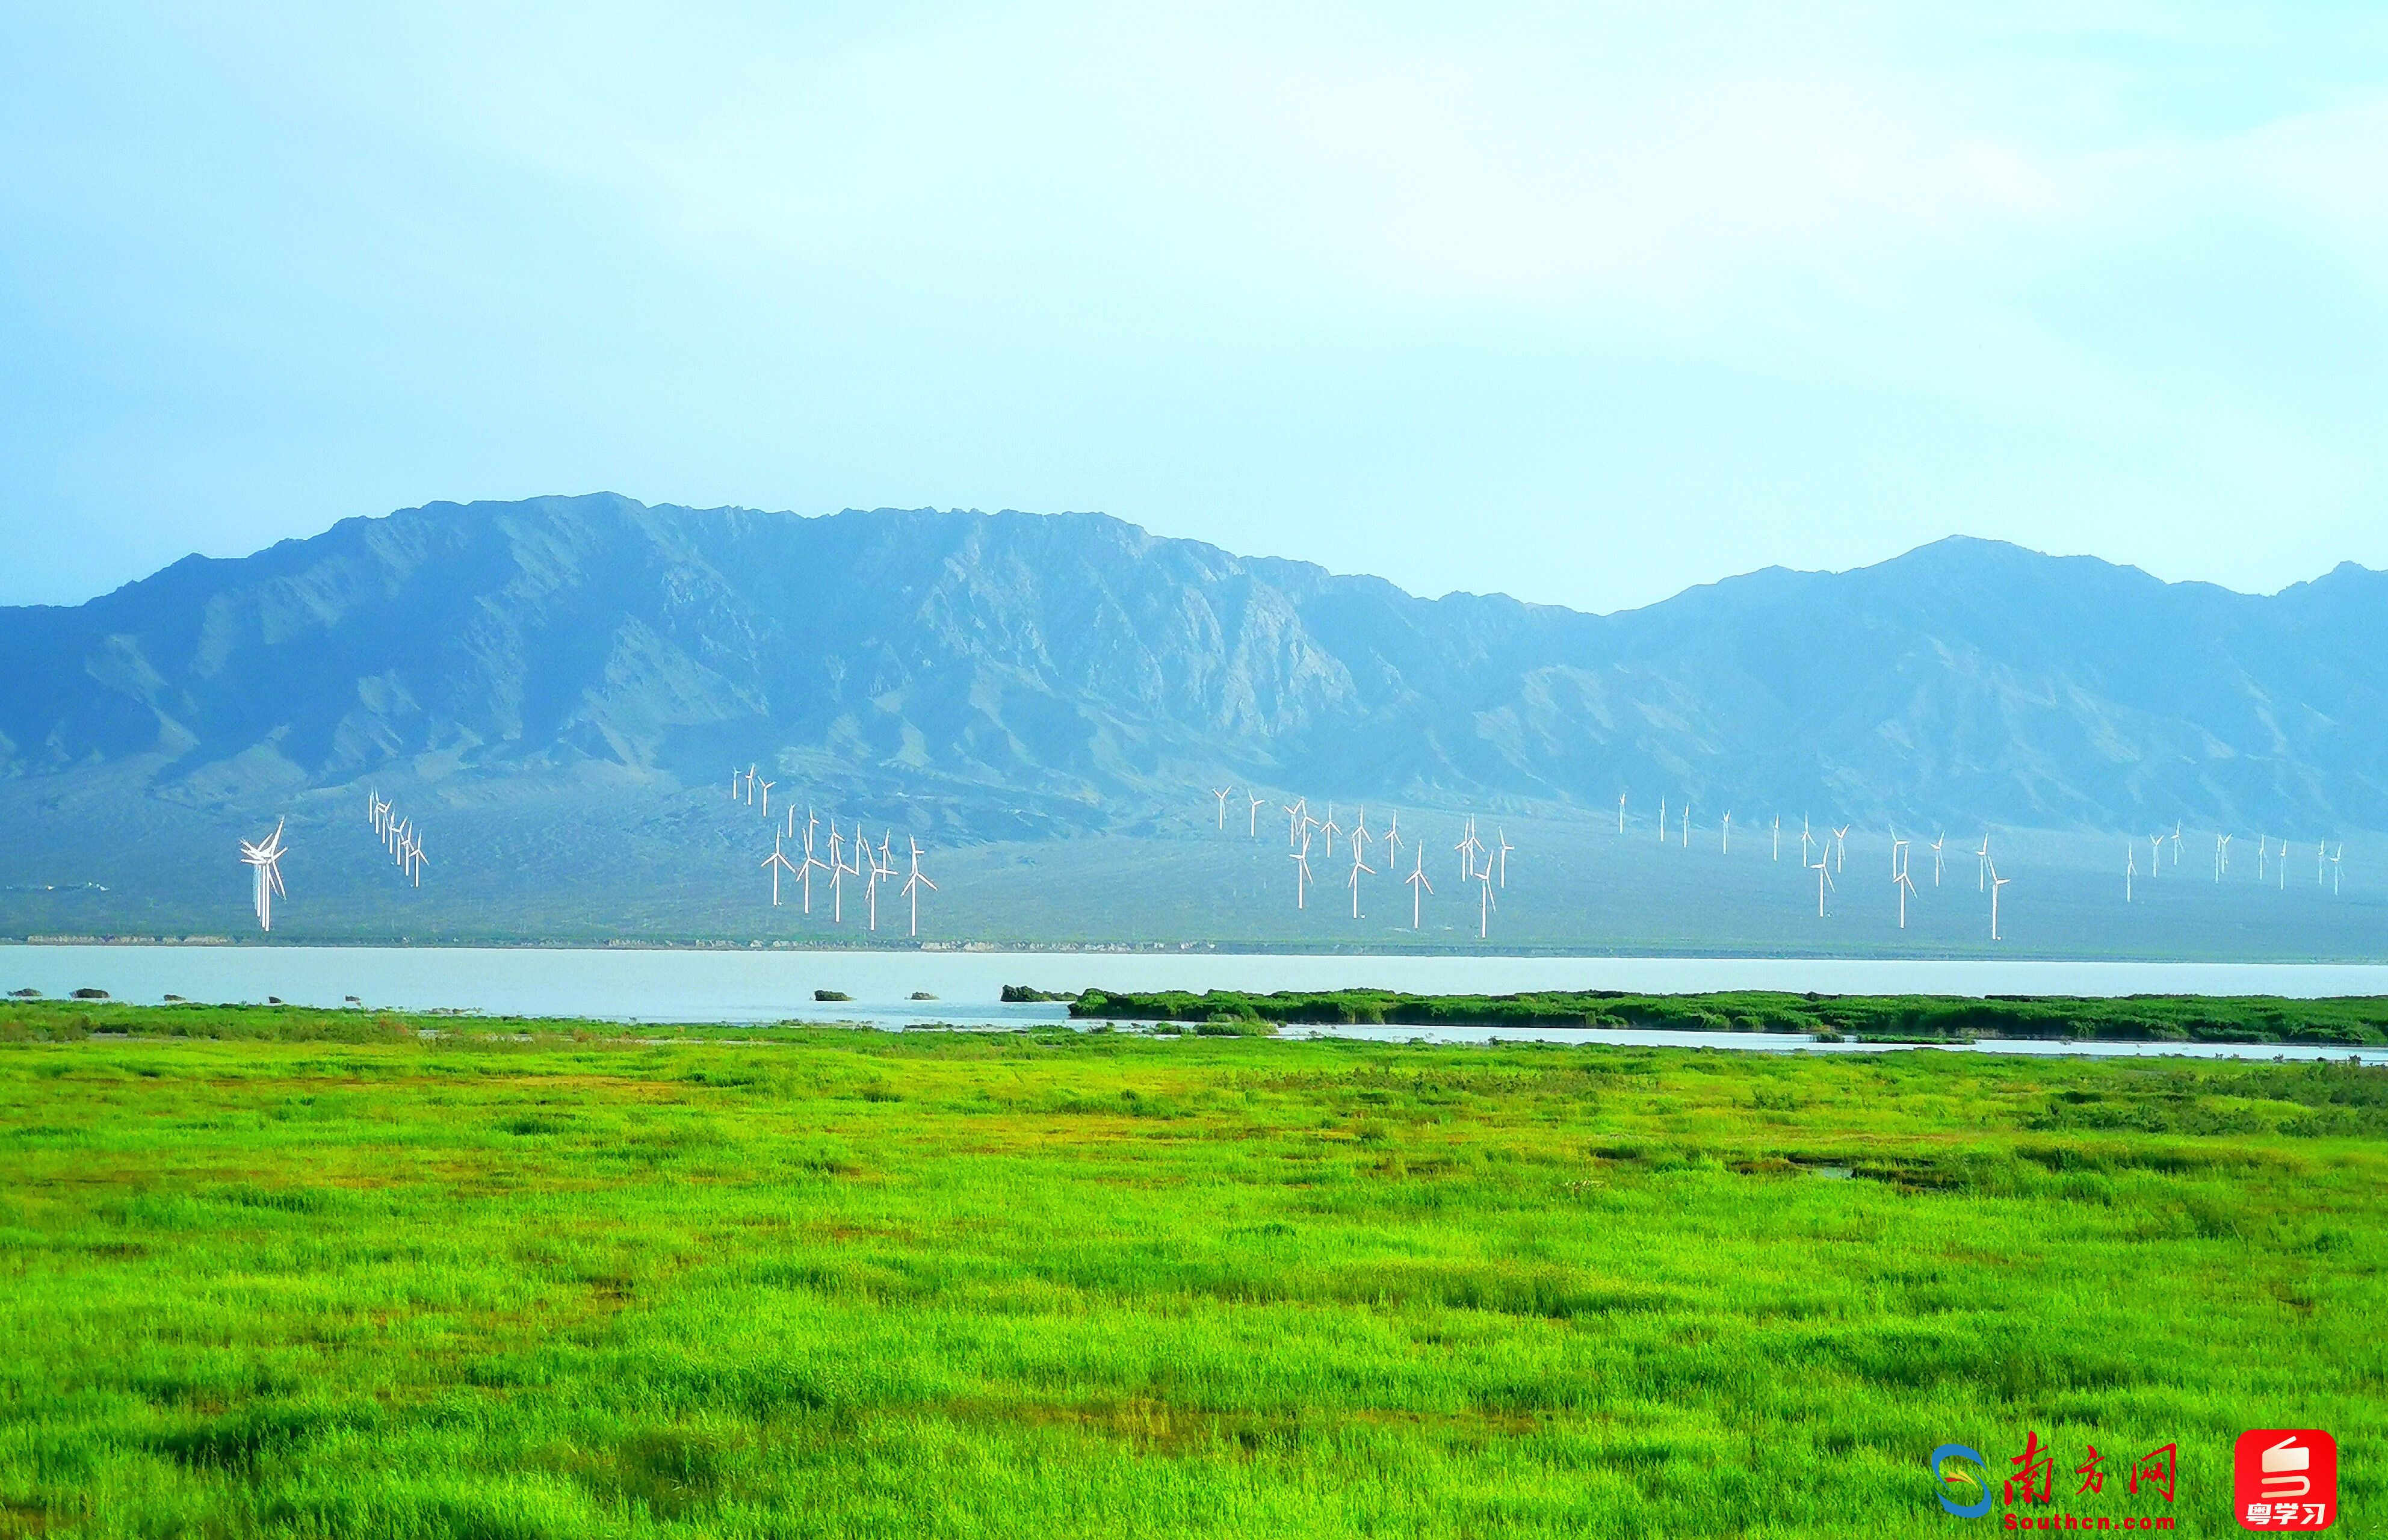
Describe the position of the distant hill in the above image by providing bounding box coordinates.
[4,492,2386,834]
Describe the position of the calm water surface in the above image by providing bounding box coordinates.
[9,945,2387,1062]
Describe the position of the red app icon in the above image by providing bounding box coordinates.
[2235,1430,2337,1530]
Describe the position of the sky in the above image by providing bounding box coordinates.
[4,2,2386,614]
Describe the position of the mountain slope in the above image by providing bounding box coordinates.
[4,493,2386,833]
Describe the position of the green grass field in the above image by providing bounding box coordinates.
[2,1004,2381,1536]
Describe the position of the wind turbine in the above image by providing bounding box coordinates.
[1832,825,1849,874]
[1247,791,1266,836]
[2319,838,2329,888]
[1406,843,1433,929]
[1772,815,1781,862]
[1810,850,1833,918]
[1291,831,1314,909]
[238,818,288,933]
[2172,821,2183,867]
[2148,832,2165,880]
[2215,833,2232,882]
[1890,836,1909,888]
[798,814,826,913]
[1284,798,1308,849]
[2330,843,2343,896]
[1213,787,1234,830]
[1894,866,1916,929]
[2258,835,2269,883]
[762,834,797,906]
[1476,869,1496,939]
[732,768,741,802]
[1976,834,1991,892]
[902,838,936,937]
[746,765,757,806]
[1929,833,1946,886]
[1799,815,1815,867]
[2125,844,2136,903]
[1346,844,1373,918]
[757,778,774,820]
[1721,811,1733,855]
[1658,796,1667,844]
[827,823,850,923]
[1681,801,1690,849]
[1349,808,1373,870]
[1384,811,1403,872]
[1494,827,1514,888]
[862,825,889,932]
[1990,865,2010,942]
[1320,802,1342,859]
[1618,791,1627,835]
[1456,818,1476,882]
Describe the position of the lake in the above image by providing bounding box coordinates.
[8,944,2387,1062]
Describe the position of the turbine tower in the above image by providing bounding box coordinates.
[1384,812,1403,871]
[1894,867,1916,929]
[1494,828,1514,888]
[1832,826,1850,874]
[1990,867,2011,942]
[1721,811,1733,855]
[1349,808,1372,870]
[1810,850,1833,918]
[1290,832,1314,910]
[1976,834,1991,892]
[1213,787,1234,830]
[799,814,826,914]
[2125,844,2136,903]
[1929,833,1946,886]
[1406,843,1433,929]
[1248,791,1266,837]
[757,778,774,820]
[2215,833,2232,882]
[1476,870,1496,939]
[1618,791,1627,835]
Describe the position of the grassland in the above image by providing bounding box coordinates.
[1069,986,2388,1045]
[1,1002,2382,1536]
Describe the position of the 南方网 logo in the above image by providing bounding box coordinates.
[1933,1432,2176,1524]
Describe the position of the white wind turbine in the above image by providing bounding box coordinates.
[1990,865,2010,942]
[799,812,827,914]
[1810,849,1833,918]
[2148,832,2165,880]
[2125,843,2136,903]
[1890,833,1907,880]
[1799,815,1815,867]
[1248,791,1266,837]
[1893,865,1916,929]
[1456,817,1477,882]
[1976,834,1992,892]
[762,833,798,906]
[238,818,289,932]
[1476,868,1496,939]
[1721,811,1733,855]
[1929,833,1946,886]
[1658,796,1668,844]
[1349,808,1373,870]
[2214,832,2230,881]
[1832,825,1850,874]
[1406,842,1433,929]
[1772,814,1781,862]
[732,767,741,802]
[746,765,758,806]
[1213,787,1234,830]
[1618,790,1627,835]
[406,832,427,888]
[2330,843,2343,895]
[1681,800,1690,849]
[1290,830,1314,909]
[785,805,796,840]
[903,837,936,937]
[2257,835,2269,883]
[1494,827,1514,888]
[2318,838,2329,888]
[1284,798,1308,849]
[1346,843,1373,918]
[1320,802,1342,859]
[826,822,851,923]
[2172,820,2183,867]
[1384,811,1403,873]
[757,778,775,820]
[862,824,890,932]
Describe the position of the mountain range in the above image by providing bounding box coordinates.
[5,492,2386,836]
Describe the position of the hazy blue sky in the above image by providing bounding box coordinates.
[4,2,2386,613]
